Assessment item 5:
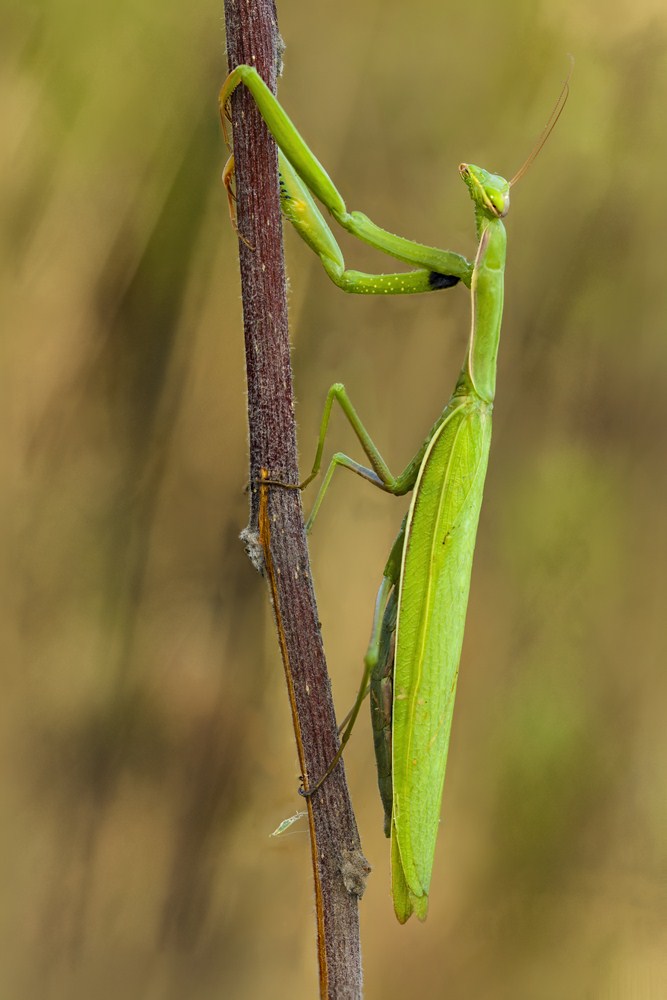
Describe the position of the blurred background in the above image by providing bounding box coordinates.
[2,0,666,996]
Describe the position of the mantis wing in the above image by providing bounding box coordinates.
[391,396,492,922]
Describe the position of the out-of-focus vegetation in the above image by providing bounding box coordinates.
[2,1,666,997]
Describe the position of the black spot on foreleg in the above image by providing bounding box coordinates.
[428,272,460,291]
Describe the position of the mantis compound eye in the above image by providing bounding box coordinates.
[489,188,510,218]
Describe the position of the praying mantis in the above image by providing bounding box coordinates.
[221,61,571,923]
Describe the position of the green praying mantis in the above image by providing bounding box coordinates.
[221,60,571,923]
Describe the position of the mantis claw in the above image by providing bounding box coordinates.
[222,154,255,250]
[255,475,302,491]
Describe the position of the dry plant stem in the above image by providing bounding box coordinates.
[223,2,368,997]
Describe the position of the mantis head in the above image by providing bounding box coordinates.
[459,164,510,219]
[459,57,573,222]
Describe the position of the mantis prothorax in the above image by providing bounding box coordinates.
[221,60,571,923]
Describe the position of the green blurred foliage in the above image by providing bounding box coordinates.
[2,0,666,997]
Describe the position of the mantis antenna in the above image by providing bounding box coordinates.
[509,55,574,188]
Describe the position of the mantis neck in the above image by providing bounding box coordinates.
[464,213,506,404]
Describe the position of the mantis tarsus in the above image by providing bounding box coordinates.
[221,61,571,923]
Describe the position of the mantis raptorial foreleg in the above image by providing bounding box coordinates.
[221,66,474,293]
[279,154,464,294]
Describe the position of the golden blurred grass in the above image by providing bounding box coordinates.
[2,1,667,997]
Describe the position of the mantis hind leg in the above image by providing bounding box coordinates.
[302,525,405,798]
